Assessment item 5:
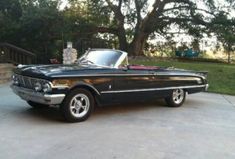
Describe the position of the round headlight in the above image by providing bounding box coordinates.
[34,82,42,91]
[42,83,52,93]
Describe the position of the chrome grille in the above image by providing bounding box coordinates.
[24,77,32,87]
[14,74,47,90]
[18,75,24,86]
[17,75,34,89]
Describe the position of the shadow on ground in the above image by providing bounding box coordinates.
[17,100,167,123]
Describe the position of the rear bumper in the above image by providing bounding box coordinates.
[11,85,65,105]
[205,84,209,91]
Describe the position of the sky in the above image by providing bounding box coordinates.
[59,0,68,10]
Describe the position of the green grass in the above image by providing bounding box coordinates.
[131,59,235,96]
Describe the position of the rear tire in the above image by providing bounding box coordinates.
[60,88,94,122]
[165,89,186,107]
[27,101,49,109]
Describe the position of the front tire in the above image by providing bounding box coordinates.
[60,88,94,122]
[27,101,49,109]
[165,89,186,107]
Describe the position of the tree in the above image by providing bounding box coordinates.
[69,0,234,56]
[0,0,66,63]
[1,0,234,62]
[0,0,22,43]
[0,0,102,63]
[19,0,65,63]
[211,13,235,63]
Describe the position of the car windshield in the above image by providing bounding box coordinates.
[78,49,127,68]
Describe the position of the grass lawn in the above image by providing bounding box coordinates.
[131,59,235,96]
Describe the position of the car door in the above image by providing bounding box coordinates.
[111,68,157,102]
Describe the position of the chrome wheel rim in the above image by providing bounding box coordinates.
[172,89,184,104]
[69,93,90,118]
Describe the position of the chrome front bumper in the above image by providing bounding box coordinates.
[11,85,65,105]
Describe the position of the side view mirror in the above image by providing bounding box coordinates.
[121,65,129,71]
[122,67,128,71]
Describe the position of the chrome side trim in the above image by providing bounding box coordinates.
[11,85,65,105]
[50,74,151,78]
[50,73,202,78]
[101,84,207,94]
[51,85,69,89]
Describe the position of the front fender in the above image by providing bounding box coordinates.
[70,82,100,95]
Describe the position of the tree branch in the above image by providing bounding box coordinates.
[159,17,209,26]
[118,0,122,10]
[93,26,118,35]
[165,0,192,5]
[163,6,215,17]
[140,0,166,33]
[134,0,142,24]
[104,0,128,50]
[105,0,124,25]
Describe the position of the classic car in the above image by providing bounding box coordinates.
[11,49,209,122]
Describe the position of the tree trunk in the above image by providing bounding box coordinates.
[227,43,231,64]
[228,50,231,64]
[117,28,128,52]
[128,33,148,56]
[118,34,128,52]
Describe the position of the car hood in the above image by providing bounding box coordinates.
[14,64,106,79]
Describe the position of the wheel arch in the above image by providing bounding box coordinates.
[69,82,100,97]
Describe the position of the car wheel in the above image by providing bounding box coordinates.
[27,101,49,109]
[60,88,94,122]
[165,89,186,107]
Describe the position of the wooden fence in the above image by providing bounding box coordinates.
[0,43,36,64]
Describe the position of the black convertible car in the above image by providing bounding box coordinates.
[11,49,208,122]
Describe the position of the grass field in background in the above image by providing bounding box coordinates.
[131,59,235,96]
